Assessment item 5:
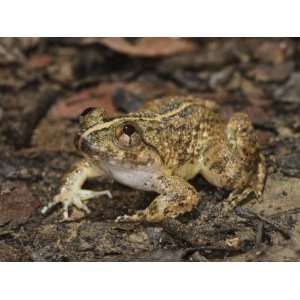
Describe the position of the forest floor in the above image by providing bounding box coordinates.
[0,37,300,261]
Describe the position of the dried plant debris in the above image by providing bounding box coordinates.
[0,181,40,227]
[0,38,300,261]
[94,38,198,58]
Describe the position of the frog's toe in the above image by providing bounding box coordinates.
[62,198,74,220]
[115,214,130,223]
[115,213,143,223]
[73,198,91,214]
[62,207,70,220]
[105,191,113,199]
[41,205,50,215]
[254,190,263,202]
[78,189,112,200]
[41,194,64,215]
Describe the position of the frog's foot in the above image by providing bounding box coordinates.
[41,189,112,220]
[115,195,197,224]
[222,188,260,215]
[223,156,266,214]
[115,207,183,223]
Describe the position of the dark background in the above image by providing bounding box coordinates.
[0,38,299,261]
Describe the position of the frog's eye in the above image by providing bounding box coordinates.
[115,123,141,148]
[122,123,136,136]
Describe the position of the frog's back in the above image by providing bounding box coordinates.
[139,96,224,178]
[141,96,220,115]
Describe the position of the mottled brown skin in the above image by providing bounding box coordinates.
[42,96,266,222]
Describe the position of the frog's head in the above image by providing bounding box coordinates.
[75,107,162,168]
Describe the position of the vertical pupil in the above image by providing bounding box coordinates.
[123,124,136,136]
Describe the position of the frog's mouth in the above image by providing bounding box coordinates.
[75,133,114,164]
[75,133,97,155]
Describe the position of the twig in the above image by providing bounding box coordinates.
[161,218,242,256]
[235,207,291,239]
[269,208,300,219]
[255,221,264,247]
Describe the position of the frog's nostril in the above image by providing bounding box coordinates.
[80,138,92,153]
[80,107,96,117]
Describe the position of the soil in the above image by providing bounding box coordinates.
[0,37,299,261]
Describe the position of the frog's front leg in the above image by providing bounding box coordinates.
[41,159,112,219]
[115,176,199,223]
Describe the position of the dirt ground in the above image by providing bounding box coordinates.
[0,37,299,261]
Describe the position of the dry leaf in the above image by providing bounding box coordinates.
[95,37,197,57]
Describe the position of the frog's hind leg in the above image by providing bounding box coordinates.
[223,188,254,212]
[223,153,267,212]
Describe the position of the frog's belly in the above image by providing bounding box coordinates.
[105,164,159,192]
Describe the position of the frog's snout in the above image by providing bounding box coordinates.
[80,137,93,153]
[76,133,93,154]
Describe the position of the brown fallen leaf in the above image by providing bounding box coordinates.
[256,130,273,147]
[48,84,117,120]
[0,181,40,226]
[0,37,40,65]
[0,67,25,90]
[33,81,177,151]
[241,79,266,99]
[17,37,40,50]
[48,81,177,120]
[94,37,198,57]
[243,105,271,125]
[247,62,294,83]
[274,72,300,104]
[0,242,24,261]
[27,54,52,70]
[253,40,295,65]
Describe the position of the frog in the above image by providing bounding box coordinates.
[41,96,266,222]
